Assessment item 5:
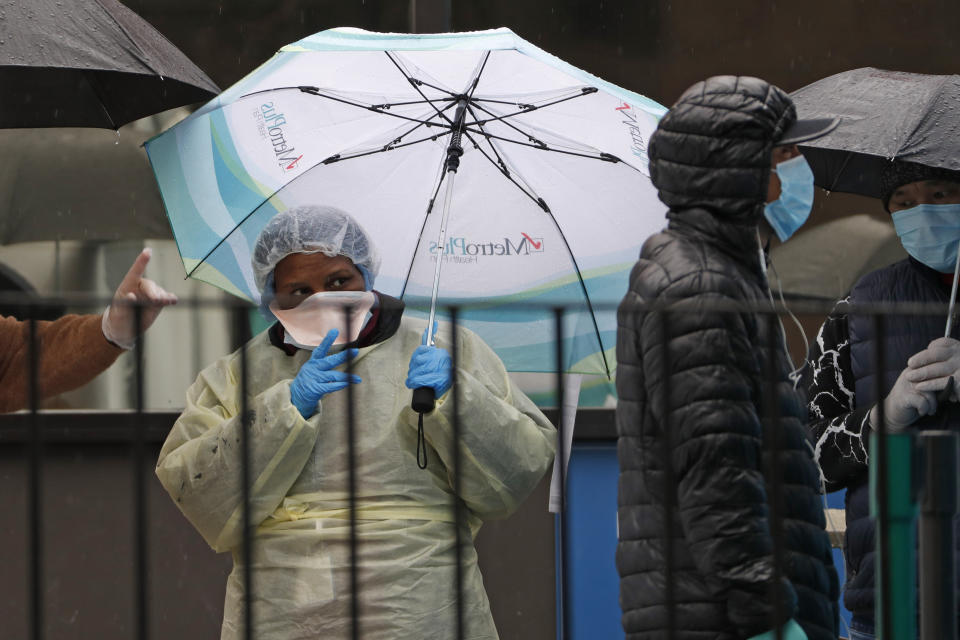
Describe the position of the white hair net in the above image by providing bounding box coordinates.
[252,205,381,293]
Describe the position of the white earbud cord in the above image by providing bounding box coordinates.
[757,230,810,385]
[759,231,847,637]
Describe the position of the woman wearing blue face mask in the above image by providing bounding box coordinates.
[803,161,960,640]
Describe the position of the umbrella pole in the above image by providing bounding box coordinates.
[945,240,960,337]
[425,171,459,345]
[411,100,467,416]
[424,99,467,346]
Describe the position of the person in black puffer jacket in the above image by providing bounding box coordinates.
[616,76,840,640]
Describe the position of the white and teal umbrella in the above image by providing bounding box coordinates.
[145,27,666,376]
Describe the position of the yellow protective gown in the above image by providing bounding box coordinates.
[155,316,556,640]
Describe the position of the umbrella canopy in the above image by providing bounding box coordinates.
[146,27,666,375]
[0,111,185,243]
[0,0,219,129]
[792,67,960,197]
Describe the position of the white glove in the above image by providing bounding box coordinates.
[101,248,178,350]
[905,336,960,402]
[870,365,939,432]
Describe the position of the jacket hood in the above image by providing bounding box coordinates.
[648,76,797,228]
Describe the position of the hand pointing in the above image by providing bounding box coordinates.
[101,248,178,350]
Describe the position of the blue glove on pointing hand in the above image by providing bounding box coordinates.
[405,323,453,399]
[290,329,361,418]
[746,619,808,640]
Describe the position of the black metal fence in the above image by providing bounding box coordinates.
[1,294,957,640]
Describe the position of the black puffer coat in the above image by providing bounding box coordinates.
[615,76,839,640]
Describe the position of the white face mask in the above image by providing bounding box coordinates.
[269,291,376,348]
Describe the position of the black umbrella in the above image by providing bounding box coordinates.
[791,67,960,198]
[0,0,219,129]
[793,67,960,345]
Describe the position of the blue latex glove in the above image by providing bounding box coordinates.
[289,329,361,418]
[746,619,808,640]
[405,323,453,398]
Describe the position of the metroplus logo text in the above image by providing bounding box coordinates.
[253,102,303,172]
[429,232,544,263]
[615,102,649,167]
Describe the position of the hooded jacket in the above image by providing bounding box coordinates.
[615,76,839,640]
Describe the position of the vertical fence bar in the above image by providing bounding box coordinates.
[553,308,569,640]
[27,309,42,640]
[442,0,452,31]
[344,307,360,640]
[450,307,465,640]
[658,306,676,640]
[133,303,148,640]
[233,306,253,640]
[871,313,893,640]
[763,312,785,640]
[869,308,918,640]
[917,430,958,640]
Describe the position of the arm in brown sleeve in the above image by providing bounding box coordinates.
[0,314,123,413]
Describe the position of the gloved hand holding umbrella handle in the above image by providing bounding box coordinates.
[407,322,453,411]
[406,324,453,469]
[904,336,960,406]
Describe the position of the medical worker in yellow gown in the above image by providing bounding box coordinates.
[156,205,556,640]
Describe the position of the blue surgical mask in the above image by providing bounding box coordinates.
[763,154,815,242]
[892,203,960,273]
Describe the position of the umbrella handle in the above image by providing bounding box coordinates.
[411,387,436,470]
[412,386,436,413]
